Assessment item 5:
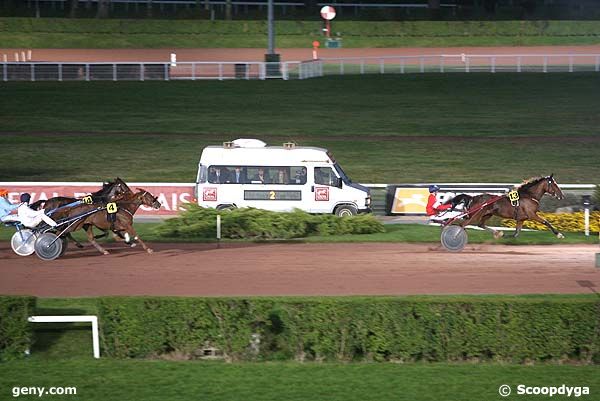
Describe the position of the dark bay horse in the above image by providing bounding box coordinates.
[31,178,133,248]
[59,189,161,255]
[456,175,564,239]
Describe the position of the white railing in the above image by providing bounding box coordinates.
[319,54,600,75]
[2,54,599,82]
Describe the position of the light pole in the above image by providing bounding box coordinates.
[265,0,280,77]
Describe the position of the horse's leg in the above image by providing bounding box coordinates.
[528,213,564,239]
[478,212,504,239]
[85,225,110,255]
[125,225,153,254]
[460,207,486,228]
[513,221,524,238]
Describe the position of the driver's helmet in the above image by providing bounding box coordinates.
[428,185,441,193]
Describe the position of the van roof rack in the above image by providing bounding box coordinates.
[283,142,296,150]
[223,141,235,149]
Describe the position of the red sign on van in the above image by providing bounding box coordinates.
[315,187,329,201]
[203,187,218,202]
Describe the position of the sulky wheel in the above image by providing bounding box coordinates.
[441,225,468,252]
[34,232,64,261]
[10,229,37,257]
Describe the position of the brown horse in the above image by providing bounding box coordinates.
[58,189,161,255]
[32,178,133,249]
[459,175,564,239]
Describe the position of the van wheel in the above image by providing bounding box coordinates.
[335,205,357,217]
[216,204,236,211]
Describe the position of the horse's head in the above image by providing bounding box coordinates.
[545,174,564,200]
[136,188,161,210]
[101,178,133,201]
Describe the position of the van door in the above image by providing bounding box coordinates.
[308,166,343,214]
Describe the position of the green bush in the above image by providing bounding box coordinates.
[153,205,384,240]
[98,296,600,364]
[0,296,36,361]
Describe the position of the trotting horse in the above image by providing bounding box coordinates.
[455,175,564,239]
[59,189,161,255]
[31,178,133,248]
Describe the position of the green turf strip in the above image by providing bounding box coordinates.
[1,18,600,48]
[0,358,598,401]
[1,74,599,183]
[1,223,597,244]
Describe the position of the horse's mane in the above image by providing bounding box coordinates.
[515,176,546,192]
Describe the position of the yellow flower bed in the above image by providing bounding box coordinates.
[501,211,600,232]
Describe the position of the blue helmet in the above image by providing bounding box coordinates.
[428,185,440,193]
[20,193,31,203]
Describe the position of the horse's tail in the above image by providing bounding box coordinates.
[443,194,473,210]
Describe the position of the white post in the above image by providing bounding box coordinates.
[86,63,90,81]
[31,63,34,82]
[28,316,100,359]
[21,51,26,62]
[58,63,62,82]
[192,62,196,81]
[14,52,19,62]
[140,63,144,81]
[584,207,590,236]
[91,316,100,359]
[219,63,223,81]
[216,214,221,240]
[3,54,7,62]
[569,55,573,73]
[27,50,32,61]
[170,53,176,67]
[113,63,117,81]
[543,56,547,73]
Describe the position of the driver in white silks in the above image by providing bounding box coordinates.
[16,193,58,229]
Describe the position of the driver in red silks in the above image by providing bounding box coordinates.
[426,185,452,216]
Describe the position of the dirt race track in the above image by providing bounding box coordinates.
[1,242,599,297]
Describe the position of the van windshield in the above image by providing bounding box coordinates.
[333,163,351,184]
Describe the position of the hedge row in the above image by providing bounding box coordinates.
[98,297,600,363]
[0,296,36,361]
[502,211,600,233]
[154,206,385,240]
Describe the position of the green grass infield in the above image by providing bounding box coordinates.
[1,74,599,184]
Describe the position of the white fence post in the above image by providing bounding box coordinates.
[3,63,6,82]
[31,63,34,82]
[140,63,144,81]
[112,63,117,81]
[58,63,62,81]
[569,55,573,72]
[85,64,90,81]
[192,62,196,81]
[218,63,223,81]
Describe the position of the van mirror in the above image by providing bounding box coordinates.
[337,177,343,188]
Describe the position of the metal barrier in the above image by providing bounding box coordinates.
[3,54,599,82]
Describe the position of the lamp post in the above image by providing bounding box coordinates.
[264,0,280,77]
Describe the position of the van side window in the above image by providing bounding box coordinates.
[314,167,336,186]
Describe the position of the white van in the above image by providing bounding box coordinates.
[195,139,371,216]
